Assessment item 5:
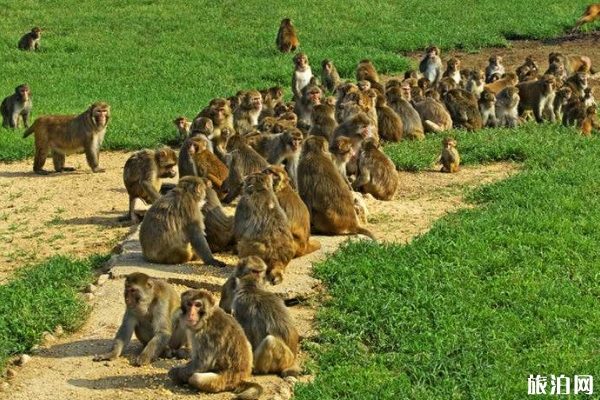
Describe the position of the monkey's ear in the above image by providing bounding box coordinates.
[147,279,154,289]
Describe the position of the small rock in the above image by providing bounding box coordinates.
[0,382,10,391]
[54,326,64,336]
[42,332,56,344]
[30,345,41,355]
[97,274,110,286]
[85,284,97,293]
[5,368,17,380]
[83,293,95,302]
[16,354,31,366]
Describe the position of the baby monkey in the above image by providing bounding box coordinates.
[440,136,460,173]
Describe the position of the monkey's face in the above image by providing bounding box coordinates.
[249,93,262,110]
[91,104,110,127]
[19,86,30,101]
[308,90,321,104]
[124,283,152,314]
[295,55,308,70]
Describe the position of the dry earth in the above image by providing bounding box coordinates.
[0,32,598,400]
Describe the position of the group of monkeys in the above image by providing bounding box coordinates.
[1,15,598,398]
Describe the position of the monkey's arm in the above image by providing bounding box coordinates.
[93,312,136,361]
[169,358,199,384]
[140,180,162,203]
[84,138,105,173]
[352,168,371,190]
[187,223,226,268]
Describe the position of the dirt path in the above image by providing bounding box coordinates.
[2,32,599,399]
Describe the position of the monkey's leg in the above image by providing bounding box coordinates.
[52,152,75,172]
[33,141,50,174]
[188,372,231,393]
[136,331,170,366]
[253,335,296,375]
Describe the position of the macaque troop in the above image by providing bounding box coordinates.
[4,13,599,398]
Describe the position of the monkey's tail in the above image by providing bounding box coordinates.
[424,120,444,133]
[23,124,35,138]
[356,227,376,240]
[234,381,263,400]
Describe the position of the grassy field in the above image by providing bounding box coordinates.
[1,0,600,398]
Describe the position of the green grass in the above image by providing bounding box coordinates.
[0,0,595,161]
[0,255,108,373]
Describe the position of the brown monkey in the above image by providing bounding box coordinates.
[179,136,228,198]
[23,102,110,175]
[232,256,301,377]
[412,90,453,133]
[579,105,600,137]
[442,57,462,85]
[495,86,521,128]
[259,86,284,121]
[195,97,234,149]
[419,45,443,86]
[321,59,341,93]
[484,72,518,95]
[573,3,600,31]
[222,134,270,203]
[478,88,498,128]
[93,272,182,366]
[352,138,398,201]
[548,52,593,78]
[233,173,296,284]
[334,81,359,122]
[249,127,303,188]
[356,59,384,93]
[583,87,597,108]
[202,181,236,253]
[219,257,265,314]
[553,86,573,121]
[516,55,539,81]
[464,69,485,99]
[139,176,226,267]
[1,84,32,128]
[442,89,483,131]
[440,136,460,173]
[294,83,322,125]
[333,111,375,176]
[298,136,375,238]
[123,147,178,224]
[517,74,557,123]
[564,71,589,98]
[292,53,313,101]
[189,116,214,139]
[263,164,320,257]
[330,136,355,187]
[386,85,425,140]
[276,18,299,53]
[485,55,505,84]
[173,116,191,140]
[310,103,338,142]
[18,27,41,51]
[375,93,403,142]
[169,290,262,399]
[234,90,263,135]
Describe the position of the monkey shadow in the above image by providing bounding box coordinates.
[68,373,175,392]
[57,213,130,229]
[0,170,95,178]
[35,339,114,358]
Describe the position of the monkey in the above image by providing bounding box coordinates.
[484,72,519,95]
[442,89,483,131]
[195,97,234,150]
[442,57,462,85]
[357,80,371,92]
[478,88,498,128]
[437,76,460,97]
[329,136,356,188]
[276,18,299,53]
[173,116,191,140]
[517,74,557,123]
[169,290,262,399]
[294,83,322,126]
[18,27,41,51]
[439,136,460,173]
[233,173,296,284]
[321,59,341,94]
[309,103,338,142]
[579,105,600,137]
[334,81,359,122]
[340,89,379,136]
[583,87,597,108]
[258,86,284,122]
[352,137,398,201]
[485,55,505,84]
[516,55,539,81]
[375,92,404,142]
[355,59,384,93]
[233,90,262,135]
[547,52,593,79]
[386,85,425,140]
[552,86,573,122]
[93,272,183,366]
[332,111,375,176]
[123,147,178,224]
[298,136,375,238]
[1,84,32,128]
[573,3,600,31]
[202,180,236,253]
[178,136,228,197]
[221,134,269,204]
[464,69,486,99]
[495,86,521,128]
[291,52,313,102]
[257,116,278,133]
[23,102,110,175]
[263,164,321,257]
[139,176,226,267]
[412,90,453,133]
[219,256,265,314]
[419,45,443,86]
[231,256,302,377]
[249,127,303,188]
[189,116,214,140]
[564,71,589,98]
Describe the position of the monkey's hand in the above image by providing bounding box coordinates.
[92,167,106,173]
[209,258,227,268]
[92,352,117,362]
